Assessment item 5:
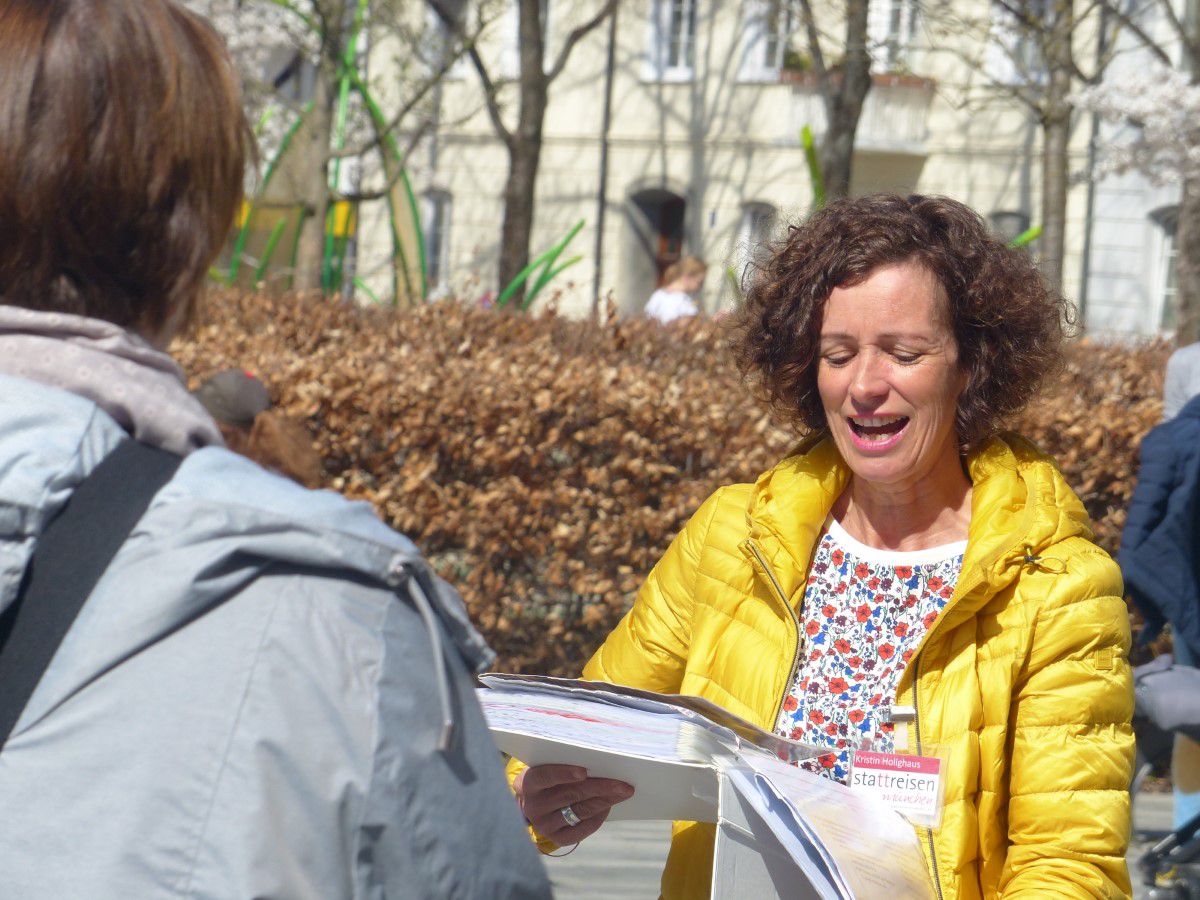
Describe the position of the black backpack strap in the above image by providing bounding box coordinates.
[0,440,181,749]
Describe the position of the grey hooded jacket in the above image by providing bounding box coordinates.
[0,316,551,899]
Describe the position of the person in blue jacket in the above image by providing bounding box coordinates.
[0,1,550,897]
[1121,392,1200,829]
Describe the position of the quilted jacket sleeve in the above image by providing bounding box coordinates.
[581,488,723,689]
[506,488,724,851]
[1000,543,1135,898]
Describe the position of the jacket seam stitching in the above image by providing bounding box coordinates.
[1009,787,1129,798]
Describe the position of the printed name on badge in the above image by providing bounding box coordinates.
[849,750,944,828]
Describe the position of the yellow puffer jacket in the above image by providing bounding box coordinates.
[516,433,1134,899]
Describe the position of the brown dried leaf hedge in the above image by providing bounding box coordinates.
[174,290,1170,674]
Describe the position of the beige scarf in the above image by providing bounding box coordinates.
[0,306,222,455]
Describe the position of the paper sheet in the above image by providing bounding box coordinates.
[479,678,937,898]
[480,688,724,821]
[736,751,936,900]
[480,673,819,764]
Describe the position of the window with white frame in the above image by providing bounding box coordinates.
[645,0,698,81]
[739,0,796,81]
[424,190,453,290]
[867,0,919,72]
[1153,207,1180,332]
[984,0,1047,86]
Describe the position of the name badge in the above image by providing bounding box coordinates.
[849,750,944,828]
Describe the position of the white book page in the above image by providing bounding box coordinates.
[736,751,936,900]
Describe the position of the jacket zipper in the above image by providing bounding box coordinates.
[742,539,804,729]
[903,567,985,900]
[911,654,945,900]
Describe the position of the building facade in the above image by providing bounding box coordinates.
[352,0,1169,336]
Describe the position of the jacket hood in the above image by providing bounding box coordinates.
[745,432,1095,631]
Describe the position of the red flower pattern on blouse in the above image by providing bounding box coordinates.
[776,525,962,783]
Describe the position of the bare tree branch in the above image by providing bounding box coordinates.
[1152,0,1189,49]
[333,120,435,202]
[545,0,619,83]
[1093,0,1175,66]
[328,49,462,162]
[426,0,515,148]
[796,0,834,113]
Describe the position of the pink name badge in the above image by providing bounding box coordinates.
[849,751,944,827]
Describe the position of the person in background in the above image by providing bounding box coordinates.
[0,2,550,897]
[193,368,322,487]
[644,256,708,324]
[512,194,1134,899]
[1124,339,1200,832]
[1163,340,1200,421]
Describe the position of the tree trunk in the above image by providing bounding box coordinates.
[496,0,549,305]
[1176,172,1200,344]
[819,0,872,200]
[1039,0,1074,294]
[293,67,335,292]
[500,137,544,297]
[1040,94,1070,293]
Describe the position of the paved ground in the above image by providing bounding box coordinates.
[546,819,669,899]
[544,792,1180,898]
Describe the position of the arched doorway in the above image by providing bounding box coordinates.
[619,188,687,315]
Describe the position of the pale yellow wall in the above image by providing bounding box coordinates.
[357,0,1099,315]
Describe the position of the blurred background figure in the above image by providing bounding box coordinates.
[644,256,707,324]
[1164,341,1200,422]
[193,368,322,487]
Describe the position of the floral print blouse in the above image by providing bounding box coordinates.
[774,517,965,783]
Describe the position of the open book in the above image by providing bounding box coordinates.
[479,674,935,900]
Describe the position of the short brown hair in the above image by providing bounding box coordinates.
[734,193,1071,449]
[0,0,250,336]
[663,256,708,284]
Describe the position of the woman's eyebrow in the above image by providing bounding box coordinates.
[819,330,938,343]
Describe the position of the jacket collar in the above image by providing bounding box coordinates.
[745,433,1094,629]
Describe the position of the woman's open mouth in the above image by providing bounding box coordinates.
[847,415,909,451]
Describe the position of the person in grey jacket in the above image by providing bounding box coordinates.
[1164,341,1200,421]
[0,1,550,898]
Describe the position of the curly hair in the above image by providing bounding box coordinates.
[733,193,1072,449]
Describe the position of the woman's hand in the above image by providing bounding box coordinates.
[514,764,635,846]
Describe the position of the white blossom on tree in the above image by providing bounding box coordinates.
[180,0,317,86]
[1072,64,1200,184]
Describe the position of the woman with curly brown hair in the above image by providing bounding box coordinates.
[512,194,1134,898]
